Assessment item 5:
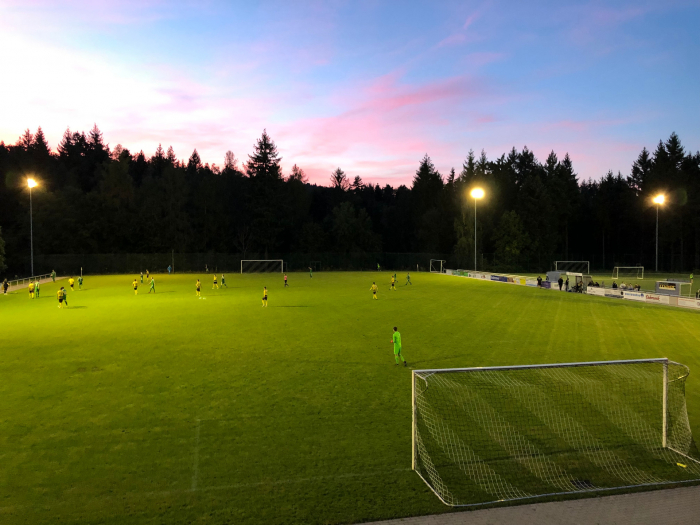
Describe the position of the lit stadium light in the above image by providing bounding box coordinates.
[652,194,665,205]
[27,178,37,188]
[653,194,664,272]
[470,187,485,199]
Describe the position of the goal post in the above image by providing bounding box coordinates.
[430,259,446,273]
[240,260,284,274]
[412,359,700,507]
[612,266,644,279]
[554,261,590,274]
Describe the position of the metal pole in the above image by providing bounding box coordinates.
[655,205,659,273]
[29,186,34,277]
[412,370,416,470]
[662,360,668,448]
[474,198,477,271]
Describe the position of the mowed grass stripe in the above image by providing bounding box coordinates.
[1,271,700,524]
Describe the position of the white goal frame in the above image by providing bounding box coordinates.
[430,259,446,273]
[612,266,644,279]
[412,358,700,508]
[240,259,284,274]
[554,261,590,274]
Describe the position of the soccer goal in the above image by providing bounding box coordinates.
[554,261,590,274]
[430,259,446,273]
[612,266,644,279]
[412,359,700,507]
[240,260,284,274]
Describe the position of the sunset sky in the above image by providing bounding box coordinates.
[1,0,698,185]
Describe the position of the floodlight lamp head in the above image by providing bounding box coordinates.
[27,178,37,189]
[653,194,665,205]
[470,188,485,199]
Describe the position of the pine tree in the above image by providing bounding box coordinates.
[58,128,73,157]
[288,164,307,183]
[18,129,33,150]
[187,149,202,174]
[330,167,349,190]
[31,127,51,157]
[166,146,177,165]
[629,147,651,193]
[246,130,282,180]
[224,150,238,172]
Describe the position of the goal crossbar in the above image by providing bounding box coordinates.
[412,358,700,507]
[240,259,284,273]
[414,358,670,375]
[430,259,446,273]
[612,266,644,279]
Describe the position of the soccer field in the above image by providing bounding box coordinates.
[2,272,700,524]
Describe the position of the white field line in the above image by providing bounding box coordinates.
[191,419,201,491]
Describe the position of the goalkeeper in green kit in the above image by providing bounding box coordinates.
[391,326,406,366]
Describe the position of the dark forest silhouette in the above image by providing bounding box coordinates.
[1,126,699,276]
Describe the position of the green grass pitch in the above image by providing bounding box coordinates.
[1,272,700,524]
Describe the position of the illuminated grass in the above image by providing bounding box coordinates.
[1,272,700,524]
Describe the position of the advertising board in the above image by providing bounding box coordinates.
[623,291,645,302]
[645,293,670,305]
[586,287,605,297]
[678,298,700,309]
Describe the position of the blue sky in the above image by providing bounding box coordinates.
[1,0,698,185]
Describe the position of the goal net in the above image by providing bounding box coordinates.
[612,266,644,279]
[412,359,700,507]
[240,260,284,274]
[430,260,446,273]
[554,261,590,274]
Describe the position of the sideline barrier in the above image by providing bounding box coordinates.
[444,268,698,314]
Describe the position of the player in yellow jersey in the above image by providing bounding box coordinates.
[196,279,201,297]
[262,286,268,307]
[57,287,65,308]
[370,282,378,299]
[213,274,219,289]
[390,275,396,290]
[69,277,75,291]
[133,278,138,295]
[28,281,35,299]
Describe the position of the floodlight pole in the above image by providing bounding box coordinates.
[655,204,659,273]
[29,185,34,277]
[474,197,477,271]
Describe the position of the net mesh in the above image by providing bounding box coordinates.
[241,260,283,273]
[414,360,700,507]
[613,267,645,279]
[555,261,590,274]
[430,260,445,273]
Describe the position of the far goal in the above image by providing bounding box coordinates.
[429,259,446,273]
[240,260,284,274]
[412,359,700,507]
[612,266,644,279]
[554,261,589,274]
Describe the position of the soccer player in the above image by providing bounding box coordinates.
[57,287,65,308]
[51,270,56,282]
[148,277,155,293]
[221,274,227,287]
[391,326,406,366]
[308,266,313,278]
[196,279,201,297]
[405,272,412,285]
[140,272,144,284]
[28,281,35,299]
[146,270,150,280]
[2,279,8,295]
[262,286,268,307]
[213,274,219,289]
[62,286,68,307]
[133,278,138,295]
[34,280,40,298]
[69,276,75,291]
[78,275,83,290]
[168,265,172,275]
[377,263,381,271]
[284,273,289,287]
[370,282,378,300]
[390,275,396,291]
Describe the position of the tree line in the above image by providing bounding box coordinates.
[0,126,698,276]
